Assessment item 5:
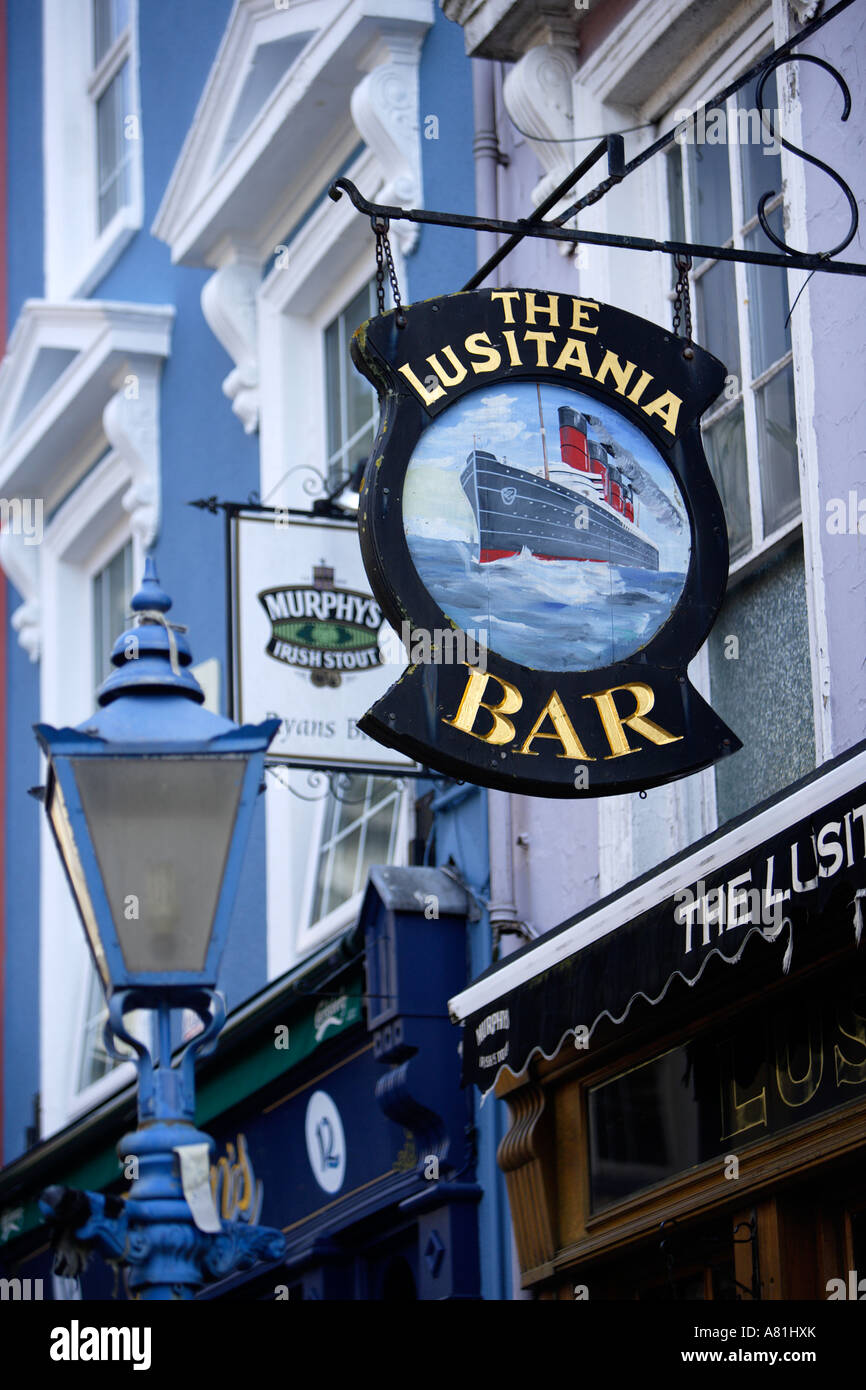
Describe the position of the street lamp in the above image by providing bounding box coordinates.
[35,558,286,1299]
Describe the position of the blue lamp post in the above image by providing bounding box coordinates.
[35,559,286,1299]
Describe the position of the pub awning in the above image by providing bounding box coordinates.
[449,741,866,1093]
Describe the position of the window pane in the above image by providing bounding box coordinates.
[745,208,791,376]
[346,423,375,482]
[689,120,733,245]
[709,544,814,824]
[346,358,376,448]
[93,539,133,690]
[695,260,741,377]
[703,406,750,560]
[309,778,402,926]
[757,366,799,533]
[364,795,399,866]
[78,960,149,1092]
[344,284,375,443]
[324,283,376,488]
[739,67,782,222]
[78,964,113,1089]
[93,0,129,65]
[321,825,362,918]
[97,62,132,231]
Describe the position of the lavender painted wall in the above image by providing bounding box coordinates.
[799,5,866,757]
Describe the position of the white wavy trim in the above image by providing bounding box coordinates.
[473,918,795,1099]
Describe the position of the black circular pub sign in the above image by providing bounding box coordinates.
[351,288,740,797]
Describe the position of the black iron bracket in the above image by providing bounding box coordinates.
[328,0,865,283]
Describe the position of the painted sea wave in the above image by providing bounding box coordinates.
[406,535,686,672]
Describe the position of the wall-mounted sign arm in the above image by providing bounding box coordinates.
[554,0,859,233]
[329,0,866,280]
[329,177,866,278]
[462,134,624,292]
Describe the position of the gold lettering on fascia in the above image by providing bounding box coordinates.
[719,998,866,1141]
[396,294,683,436]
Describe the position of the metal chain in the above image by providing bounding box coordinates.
[671,252,694,357]
[372,216,407,328]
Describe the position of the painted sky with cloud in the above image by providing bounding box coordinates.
[403,382,690,571]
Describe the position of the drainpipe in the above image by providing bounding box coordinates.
[487,790,523,952]
[473,54,529,1304]
[472,59,503,274]
[487,788,535,1302]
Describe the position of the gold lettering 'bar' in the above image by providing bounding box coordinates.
[359,660,733,798]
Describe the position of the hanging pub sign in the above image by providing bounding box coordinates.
[232,509,413,772]
[350,288,741,797]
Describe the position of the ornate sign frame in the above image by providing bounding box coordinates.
[352,289,741,797]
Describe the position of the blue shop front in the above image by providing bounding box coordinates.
[0,867,481,1301]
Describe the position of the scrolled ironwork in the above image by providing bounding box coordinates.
[756,53,858,259]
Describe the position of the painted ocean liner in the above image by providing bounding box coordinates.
[461,400,659,570]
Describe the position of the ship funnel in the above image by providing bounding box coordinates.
[558,406,589,472]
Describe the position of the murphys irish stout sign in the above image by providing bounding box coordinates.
[259,583,383,675]
[350,289,740,797]
[232,511,412,772]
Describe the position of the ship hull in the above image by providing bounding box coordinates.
[461,455,659,570]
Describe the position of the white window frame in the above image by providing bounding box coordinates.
[70,532,145,1106]
[323,279,379,493]
[43,0,143,299]
[298,775,412,955]
[661,58,801,584]
[89,0,136,237]
[39,458,148,1129]
[589,5,779,894]
[257,149,412,977]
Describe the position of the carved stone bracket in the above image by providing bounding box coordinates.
[0,530,41,661]
[351,36,424,255]
[789,1,821,24]
[103,359,162,549]
[200,254,260,434]
[502,44,579,255]
[442,0,578,62]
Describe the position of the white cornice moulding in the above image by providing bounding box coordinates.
[442,0,577,61]
[200,256,261,434]
[575,0,767,114]
[152,0,433,267]
[0,531,41,662]
[102,360,163,548]
[0,301,174,507]
[503,44,578,246]
[350,35,425,255]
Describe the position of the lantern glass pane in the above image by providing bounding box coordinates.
[49,772,110,988]
[71,756,247,975]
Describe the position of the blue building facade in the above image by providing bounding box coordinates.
[0,0,509,1299]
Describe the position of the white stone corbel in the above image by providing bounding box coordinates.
[502,44,579,250]
[351,35,424,255]
[0,529,41,661]
[200,251,260,434]
[103,358,162,549]
[789,1,821,24]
